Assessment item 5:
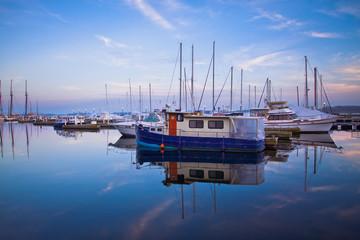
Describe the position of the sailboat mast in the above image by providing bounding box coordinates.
[248,84,250,110]
[129,79,132,113]
[191,44,194,111]
[139,85,141,113]
[149,83,152,113]
[25,80,28,116]
[314,67,317,109]
[240,69,243,112]
[105,84,108,111]
[230,66,233,112]
[212,41,215,112]
[10,79,13,116]
[305,56,309,108]
[179,42,182,111]
[0,80,2,115]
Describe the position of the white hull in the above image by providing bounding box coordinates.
[265,117,336,132]
[113,122,136,137]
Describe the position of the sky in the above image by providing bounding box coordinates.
[0,0,359,114]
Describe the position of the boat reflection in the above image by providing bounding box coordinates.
[136,149,266,186]
[108,136,137,150]
[291,133,338,149]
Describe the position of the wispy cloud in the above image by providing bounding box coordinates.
[47,12,68,23]
[127,0,175,30]
[338,2,360,18]
[224,46,291,72]
[95,35,140,49]
[305,31,342,39]
[126,200,173,240]
[309,185,341,192]
[95,35,115,47]
[249,8,304,30]
[318,2,360,18]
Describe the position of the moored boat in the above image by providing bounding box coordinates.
[112,112,165,138]
[251,101,337,133]
[136,111,265,152]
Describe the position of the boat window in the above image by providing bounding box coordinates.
[190,170,204,178]
[157,128,162,132]
[291,114,298,119]
[209,171,224,179]
[177,114,184,122]
[150,128,155,131]
[189,120,204,128]
[208,120,224,129]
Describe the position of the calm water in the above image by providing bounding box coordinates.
[0,122,359,240]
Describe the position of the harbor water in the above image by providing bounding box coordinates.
[0,122,359,239]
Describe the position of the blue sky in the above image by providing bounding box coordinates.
[0,0,359,114]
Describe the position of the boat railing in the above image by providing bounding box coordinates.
[297,113,335,121]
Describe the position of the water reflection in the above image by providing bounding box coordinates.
[136,149,266,186]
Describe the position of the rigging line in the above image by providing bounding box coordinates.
[214,68,231,107]
[197,56,213,111]
[185,72,196,111]
[166,47,180,104]
[257,80,267,107]
[272,85,277,102]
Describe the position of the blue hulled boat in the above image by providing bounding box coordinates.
[136,111,265,152]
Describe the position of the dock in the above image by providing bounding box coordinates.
[333,113,360,130]
[62,123,100,131]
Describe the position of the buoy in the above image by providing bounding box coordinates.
[160,144,164,148]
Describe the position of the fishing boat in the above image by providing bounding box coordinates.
[136,111,265,152]
[250,101,337,132]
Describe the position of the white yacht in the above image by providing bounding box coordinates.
[112,112,165,138]
[250,101,337,133]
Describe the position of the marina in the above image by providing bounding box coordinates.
[1,1,359,239]
[0,122,359,239]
